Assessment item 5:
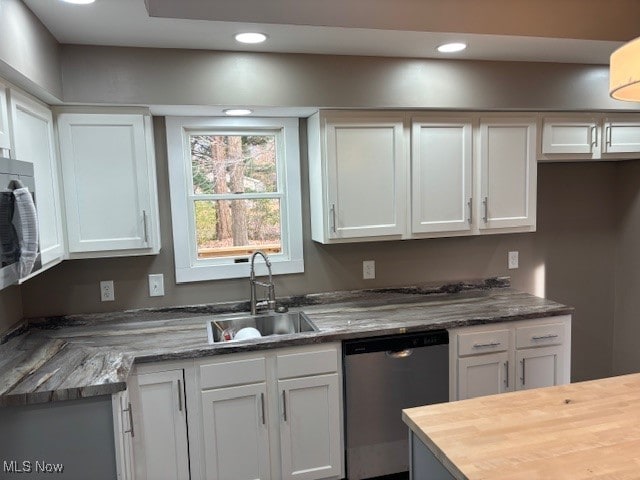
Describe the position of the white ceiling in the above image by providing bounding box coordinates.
[21,0,630,65]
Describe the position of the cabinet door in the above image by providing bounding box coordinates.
[129,370,190,480]
[201,383,270,480]
[112,390,135,480]
[9,91,64,267]
[279,373,341,480]
[0,82,10,152]
[602,120,640,154]
[479,118,536,230]
[457,352,510,400]
[541,119,597,155]
[516,346,564,391]
[325,116,406,239]
[411,119,473,234]
[57,113,154,253]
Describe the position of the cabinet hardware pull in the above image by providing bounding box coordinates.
[473,341,500,348]
[532,334,559,340]
[521,359,526,385]
[261,393,266,425]
[606,125,612,146]
[123,403,135,437]
[591,126,597,147]
[177,379,183,412]
[504,361,509,389]
[282,391,287,422]
[142,210,149,244]
[330,204,336,233]
[482,197,488,223]
[467,198,473,224]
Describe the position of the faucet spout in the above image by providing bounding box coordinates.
[249,250,276,315]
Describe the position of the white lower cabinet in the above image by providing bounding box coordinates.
[450,315,571,401]
[128,368,190,480]
[196,344,344,480]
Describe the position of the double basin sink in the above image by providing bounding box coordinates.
[206,311,317,344]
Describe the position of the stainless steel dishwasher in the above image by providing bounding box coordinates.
[343,330,449,479]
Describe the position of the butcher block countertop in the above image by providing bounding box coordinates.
[403,373,640,480]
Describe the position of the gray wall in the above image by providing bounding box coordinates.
[0,0,62,102]
[20,118,619,382]
[59,45,636,111]
[613,160,640,374]
[0,286,23,334]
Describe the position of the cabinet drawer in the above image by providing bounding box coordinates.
[200,357,266,389]
[277,348,338,379]
[458,329,510,356]
[516,323,565,349]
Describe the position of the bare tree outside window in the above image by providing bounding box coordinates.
[190,134,282,258]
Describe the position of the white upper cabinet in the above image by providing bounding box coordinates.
[9,90,64,270]
[541,117,598,155]
[478,117,537,231]
[602,118,640,154]
[57,112,160,257]
[539,114,640,161]
[0,82,10,153]
[308,111,407,242]
[411,118,473,235]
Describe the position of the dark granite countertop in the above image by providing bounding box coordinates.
[0,278,573,407]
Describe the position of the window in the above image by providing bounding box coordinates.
[166,117,303,282]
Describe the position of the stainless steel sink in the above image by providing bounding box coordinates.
[207,311,318,344]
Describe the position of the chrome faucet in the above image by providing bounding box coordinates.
[249,250,276,315]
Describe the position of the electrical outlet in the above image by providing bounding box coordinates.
[148,273,165,297]
[508,251,519,270]
[363,260,375,280]
[100,280,115,302]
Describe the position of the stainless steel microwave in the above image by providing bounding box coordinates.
[0,157,41,290]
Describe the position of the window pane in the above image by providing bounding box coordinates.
[195,199,282,259]
[190,134,277,194]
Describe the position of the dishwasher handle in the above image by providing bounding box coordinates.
[386,349,413,358]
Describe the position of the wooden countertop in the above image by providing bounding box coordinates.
[403,373,640,479]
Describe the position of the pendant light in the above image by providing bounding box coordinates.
[610,36,640,101]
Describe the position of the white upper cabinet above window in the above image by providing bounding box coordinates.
[0,82,11,153]
[539,114,640,161]
[57,112,160,257]
[308,111,407,243]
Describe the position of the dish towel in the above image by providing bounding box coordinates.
[9,180,39,277]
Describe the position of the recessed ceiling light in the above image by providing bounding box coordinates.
[234,33,268,44]
[60,0,95,4]
[223,109,253,116]
[437,42,467,53]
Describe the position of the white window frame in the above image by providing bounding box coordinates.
[166,116,304,282]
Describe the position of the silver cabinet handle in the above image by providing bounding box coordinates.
[532,334,559,340]
[473,341,501,348]
[330,204,336,233]
[606,125,612,146]
[142,210,149,244]
[282,390,287,422]
[521,358,526,386]
[504,361,509,389]
[177,379,183,412]
[467,198,473,224]
[123,403,135,437]
[591,125,597,147]
[260,393,266,425]
[386,349,413,359]
[482,197,488,223]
